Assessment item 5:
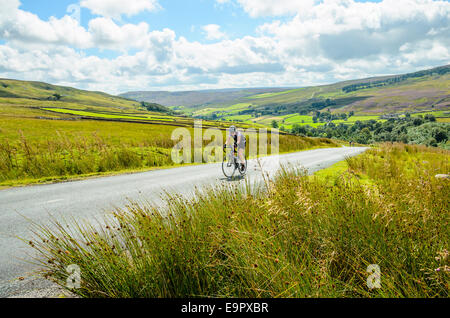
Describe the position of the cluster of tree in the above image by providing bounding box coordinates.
[140,101,177,115]
[47,93,62,101]
[311,98,337,109]
[312,111,355,123]
[287,114,449,148]
[342,65,450,93]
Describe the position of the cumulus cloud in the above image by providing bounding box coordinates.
[80,0,160,19]
[88,18,150,50]
[202,24,227,40]
[217,0,319,17]
[257,0,450,64]
[0,0,449,93]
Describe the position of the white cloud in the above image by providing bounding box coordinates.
[88,18,150,50]
[0,0,449,93]
[0,0,20,26]
[217,0,319,17]
[202,24,227,40]
[80,0,160,19]
[240,0,317,17]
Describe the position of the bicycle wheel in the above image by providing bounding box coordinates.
[222,150,237,178]
[238,157,248,176]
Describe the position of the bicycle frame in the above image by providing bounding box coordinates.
[223,146,247,178]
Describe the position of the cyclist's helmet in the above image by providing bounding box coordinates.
[229,126,237,134]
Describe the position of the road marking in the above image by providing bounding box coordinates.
[44,199,64,204]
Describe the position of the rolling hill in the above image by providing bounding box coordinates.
[120,65,450,124]
[0,78,264,133]
[0,78,221,131]
[0,78,176,119]
[119,87,294,109]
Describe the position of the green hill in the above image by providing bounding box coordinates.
[238,64,450,116]
[153,64,448,129]
[0,78,176,119]
[123,65,448,124]
[119,87,293,109]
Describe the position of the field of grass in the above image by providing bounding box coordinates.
[225,110,450,130]
[0,115,338,187]
[0,78,343,187]
[245,89,301,99]
[247,114,387,130]
[42,108,175,121]
[29,143,449,298]
[192,103,253,118]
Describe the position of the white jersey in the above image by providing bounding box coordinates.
[229,130,246,143]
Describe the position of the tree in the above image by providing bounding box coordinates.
[48,93,61,101]
[432,128,448,143]
[413,117,424,126]
[271,120,279,129]
[356,128,372,144]
[425,114,436,122]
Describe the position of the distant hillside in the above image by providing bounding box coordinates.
[122,65,449,118]
[242,64,450,116]
[0,78,174,117]
[119,88,293,108]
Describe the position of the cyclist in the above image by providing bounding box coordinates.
[224,125,247,172]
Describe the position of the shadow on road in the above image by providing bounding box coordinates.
[219,176,246,182]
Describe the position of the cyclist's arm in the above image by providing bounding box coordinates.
[225,135,233,146]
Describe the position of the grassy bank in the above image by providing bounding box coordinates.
[30,143,449,298]
[0,117,337,186]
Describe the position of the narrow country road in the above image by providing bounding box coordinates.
[0,146,367,297]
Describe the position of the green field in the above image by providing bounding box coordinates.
[230,113,389,130]
[0,115,338,187]
[0,78,341,187]
[42,108,175,121]
[204,109,448,130]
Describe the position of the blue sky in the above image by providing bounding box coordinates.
[19,0,288,46]
[0,0,448,93]
[20,0,383,47]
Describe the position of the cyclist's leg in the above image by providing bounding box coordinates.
[238,143,246,168]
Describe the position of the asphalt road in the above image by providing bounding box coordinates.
[0,146,367,297]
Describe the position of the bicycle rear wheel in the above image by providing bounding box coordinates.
[222,151,237,178]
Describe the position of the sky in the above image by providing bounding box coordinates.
[0,0,449,94]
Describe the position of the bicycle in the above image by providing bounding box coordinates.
[222,145,248,178]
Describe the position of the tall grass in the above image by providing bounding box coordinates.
[0,117,338,184]
[29,143,449,298]
[0,132,175,182]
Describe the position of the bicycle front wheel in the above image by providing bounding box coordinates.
[222,152,236,178]
[238,157,248,176]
